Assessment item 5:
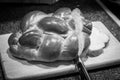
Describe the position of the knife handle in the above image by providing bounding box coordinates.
[75,58,91,80]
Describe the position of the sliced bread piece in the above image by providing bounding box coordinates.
[87,27,109,57]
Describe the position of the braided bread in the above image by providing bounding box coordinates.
[8,8,109,62]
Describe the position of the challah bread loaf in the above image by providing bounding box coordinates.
[8,7,109,62]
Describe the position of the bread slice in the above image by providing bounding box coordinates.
[87,27,109,57]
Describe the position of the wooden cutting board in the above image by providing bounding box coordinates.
[0,21,120,80]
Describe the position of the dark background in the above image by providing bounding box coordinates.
[0,0,120,80]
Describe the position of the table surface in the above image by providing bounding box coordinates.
[0,0,120,80]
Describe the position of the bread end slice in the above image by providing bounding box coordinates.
[87,27,110,57]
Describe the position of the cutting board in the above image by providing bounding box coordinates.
[0,21,120,80]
